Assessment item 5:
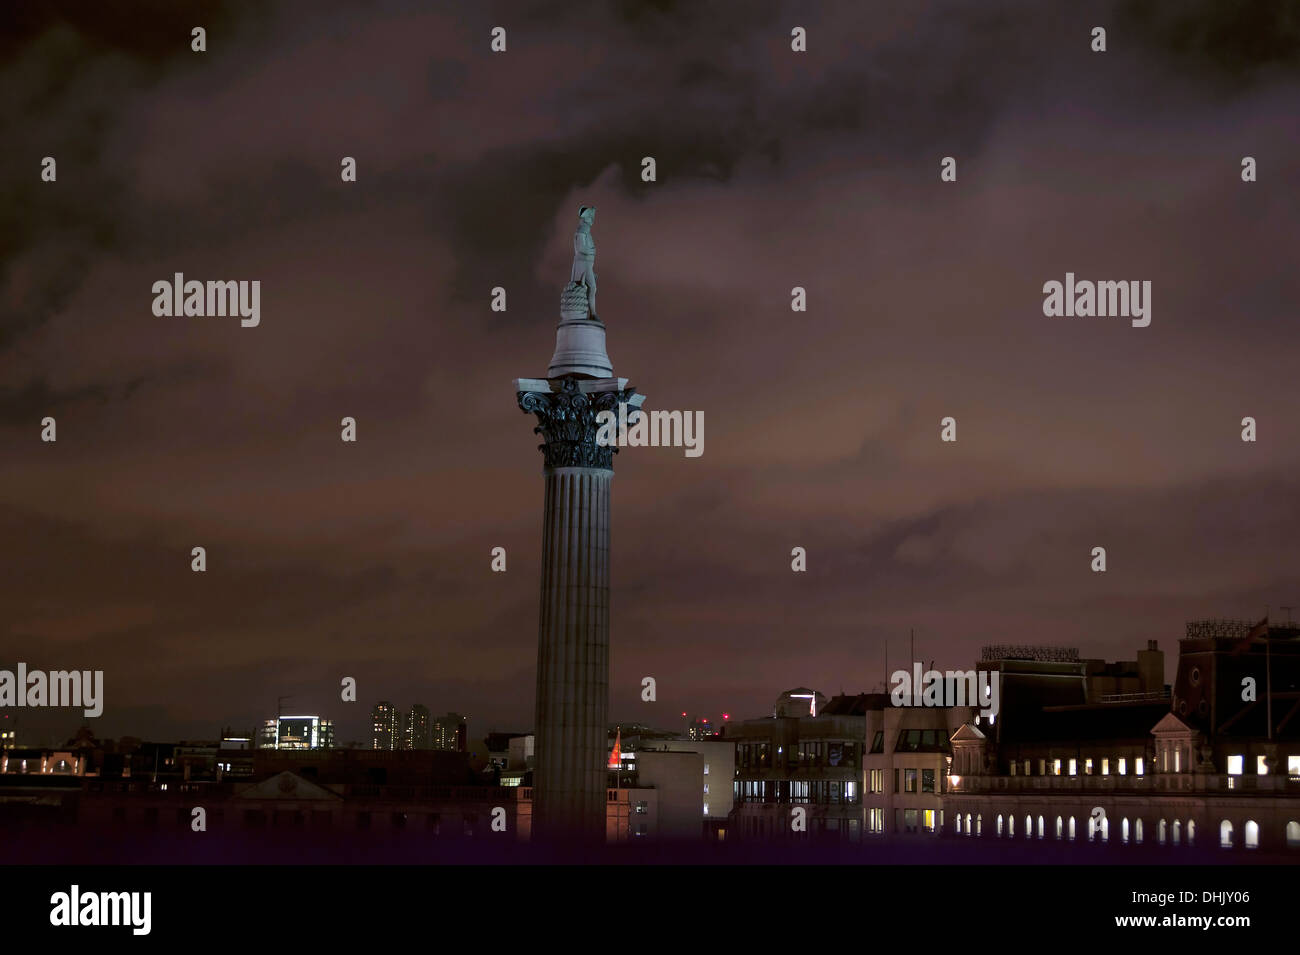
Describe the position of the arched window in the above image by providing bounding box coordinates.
[975,814,982,836]
[1220,819,1234,848]
[1025,814,1032,839]
[1055,815,1063,840]
[1037,815,1044,839]
[965,813,972,836]
[1122,817,1130,844]
[1008,814,1015,837]
[1286,821,1300,848]
[1135,818,1144,844]
[1068,816,1076,841]
[997,814,1003,837]
[1100,816,1109,843]
[1187,819,1195,846]
[1172,820,1181,845]
[1244,820,1259,850]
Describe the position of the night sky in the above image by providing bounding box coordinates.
[3,1,1300,747]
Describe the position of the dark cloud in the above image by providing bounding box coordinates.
[1,1,244,64]
[2,0,1299,747]
[1118,0,1300,81]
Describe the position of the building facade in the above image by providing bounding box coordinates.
[944,628,1300,855]
[729,692,865,842]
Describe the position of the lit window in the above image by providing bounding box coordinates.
[1053,759,1061,776]
[1135,757,1144,776]
[1227,755,1243,776]
[703,763,709,775]
[1256,756,1268,776]
[1084,758,1093,775]
[1068,759,1077,776]
[1289,756,1300,778]
[1101,758,1109,776]
[1118,758,1127,776]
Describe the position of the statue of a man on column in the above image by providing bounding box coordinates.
[569,205,598,320]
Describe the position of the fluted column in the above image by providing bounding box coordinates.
[517,376,643,843]
[534,466,611,842]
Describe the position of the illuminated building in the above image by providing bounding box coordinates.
[405,704,431,750]
[945,629,1300,852]
[260,715,335,750]
[730,691,865,842]
[433,713,467,752]
[371,701,400,751]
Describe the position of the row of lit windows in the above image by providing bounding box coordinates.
[1007,754,1300,778]
[868,767,946,793]
[957,813,1300,849]
[866,807,939,833]
[1010,757,1144,777]
[733,779,860,803]
[1227,755,1300,776]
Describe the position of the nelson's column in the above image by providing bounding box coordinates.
[515,206,645,843]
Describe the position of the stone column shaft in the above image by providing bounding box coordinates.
[534,466,611,843]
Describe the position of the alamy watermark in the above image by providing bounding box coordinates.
[596,402,703,458]
[0,664,103,717]
[50,885,150,935]
[890,663,1000,720]
[1042,273,1150,327]
[152,273,260,327]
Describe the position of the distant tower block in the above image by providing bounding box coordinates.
[515,207,645,844]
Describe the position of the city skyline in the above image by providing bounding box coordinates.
[0,623,1254,749]
[4,2,1300,773]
